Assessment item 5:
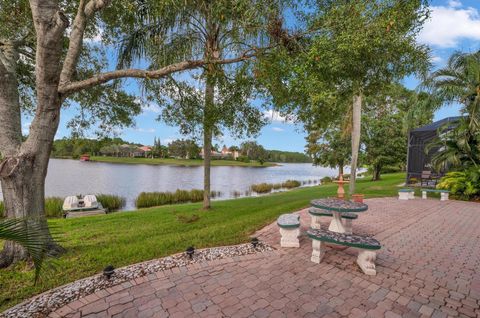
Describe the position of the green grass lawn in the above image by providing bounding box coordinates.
[88,156,276,167]
[0,173,404,311]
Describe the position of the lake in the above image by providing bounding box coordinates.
[0,159,344,210]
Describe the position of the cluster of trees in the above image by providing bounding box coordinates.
[239,141,311,163]
[0,0,437,267]
[52,137,137,158]
[307,85,435,180]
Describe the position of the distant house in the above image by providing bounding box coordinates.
[199,148,223,159]
[199,146,239,160]
[138,146,152,158]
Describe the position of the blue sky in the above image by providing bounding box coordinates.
[27,0,480,152]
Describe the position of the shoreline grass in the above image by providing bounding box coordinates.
[78,156,277,167]
[0,173,404,311]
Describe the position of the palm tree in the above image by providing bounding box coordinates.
[423,51,480,170]
[115,0,276,209]
[0,218,52,282]
[423,51,480,129]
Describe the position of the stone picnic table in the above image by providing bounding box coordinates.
[310,198,368,234]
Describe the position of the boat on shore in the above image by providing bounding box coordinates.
[79,154,90,162]
[63,195,106,218]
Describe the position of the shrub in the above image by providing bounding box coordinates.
[236,156,250,163]
[321,176,333,184]
[189,189,204,202]
[96,194,126,212]
[437,168,480,200]
[251,183,273,193]
[1,198,64,218]
[272,183,282,190]
[135,189,204,208]
[282,180,301,189]
[45,197,64,218]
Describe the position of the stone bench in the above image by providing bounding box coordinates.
[398,188,415,200]
[308,207,358,234]
[421,189,449,201]
[307,228,381,275]
[277,213,301,248]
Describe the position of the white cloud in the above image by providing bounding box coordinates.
[272,127,285,132]
[132,127,156,133]
[263,109,295,123]
[418,3,480,48]
[448,0,462,8]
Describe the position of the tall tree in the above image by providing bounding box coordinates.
[116,0,281,209]
[308,0,430,194]
[258,0,430,194]
[0,0,259,266]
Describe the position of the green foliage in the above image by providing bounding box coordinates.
[236,156,250,163]
[306,125,350,175]
[0,218,53,283]
[437,168,480,200]
[265,150,311,163]
[96,195,126,212]
[167,139,200,159]
[44,198,64,218]
[424,51,480,171]
[321,176,332,184]
[0,200,4,217]
[281,180,301,189]
[251,183,273,194]
[135,189,205,208]
[423,51,480,130]
[240,141,267,162]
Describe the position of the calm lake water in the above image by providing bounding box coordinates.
[1,159,345,210]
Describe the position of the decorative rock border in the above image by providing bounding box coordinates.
[1,242,273,318]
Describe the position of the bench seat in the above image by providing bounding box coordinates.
[277,214,300,248]
[398,188,415,200]
[421,189,449,201]
[308,207,358,219]
[307,228,381,275]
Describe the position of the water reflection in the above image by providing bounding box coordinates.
[1,159,345,210]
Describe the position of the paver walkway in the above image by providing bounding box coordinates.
[51,198,480,318]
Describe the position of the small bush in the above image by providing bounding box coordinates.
[135,189,205,208]
[272,183,282,190]
[96,194,126,212]
[251,183,273,193]
[45,197,64,218]
[210,191,222,198]
[236,156,250,163]
[282,180,301,189]
[232,190,242,198]
[189,189,204,202]
[321,176,332,184]
[437,168,480,200]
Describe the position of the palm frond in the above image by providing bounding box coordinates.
[0,218,53,282]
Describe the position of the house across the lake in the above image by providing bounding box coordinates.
[199,146,239,160]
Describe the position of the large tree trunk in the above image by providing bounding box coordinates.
[349,93,362,195]
[0,0,68,267]
[372,165,381,181]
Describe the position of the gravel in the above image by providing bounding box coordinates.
[1,242,273,318]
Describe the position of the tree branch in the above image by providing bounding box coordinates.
[58,53,256,96]
[60,0,111,86]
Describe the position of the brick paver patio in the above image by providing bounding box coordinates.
[50,198,480,318]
